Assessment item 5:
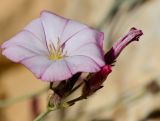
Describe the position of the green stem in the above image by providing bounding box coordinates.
[34,95,85,121]
[33,108,53,121]
[0,87,48,107]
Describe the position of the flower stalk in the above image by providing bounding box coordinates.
[33,107,54,121]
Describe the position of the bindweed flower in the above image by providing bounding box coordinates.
[105,27,143,65]
[1,11,105,82]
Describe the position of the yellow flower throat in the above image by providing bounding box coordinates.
[48,42,64,60]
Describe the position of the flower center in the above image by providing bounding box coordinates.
[48,41,64,60]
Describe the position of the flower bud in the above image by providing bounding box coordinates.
[82,65,112,97]
[105,27,143,65]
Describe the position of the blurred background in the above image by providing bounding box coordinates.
[0,0,160,121]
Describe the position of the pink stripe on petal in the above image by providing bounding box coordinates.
[40,11,69,47]
[60,20,87,45]
[24,18,46,44]
[62,28,103,53]
[41,60,72,82]
[68,43,105,67]
[2,31,48,55]
[65,56,100,74]
[21,55,51,79]
[2,46,36,62]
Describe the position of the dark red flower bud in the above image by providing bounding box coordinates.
[105,27,143,65]
[82,65,112,97]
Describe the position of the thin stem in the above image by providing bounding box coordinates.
[33,108,53,121]
[34,90,85,121]
[0,87,48,107]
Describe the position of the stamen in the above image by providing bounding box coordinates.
[48,44,55,60]
[48,40,64,60]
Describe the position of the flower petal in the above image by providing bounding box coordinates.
[65,56,100,74]
[2,46,36,62]
[41,60,72,82]
[24,18,46,44]
[1,31,49,62]
[68,43,105,67]
[40,11,68,47]
[59,20,88,45]
[21,55,51,79]
[2,31,48,55]
[63,28,104,54]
